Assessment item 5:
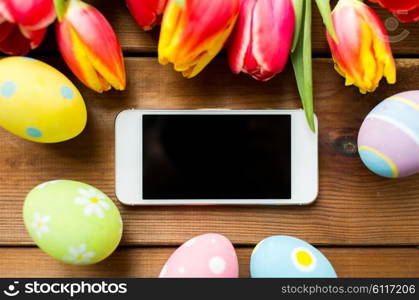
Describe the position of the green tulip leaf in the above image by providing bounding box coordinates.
[291,0,304,53]
[315,0,338,43]
[291,0,315,132]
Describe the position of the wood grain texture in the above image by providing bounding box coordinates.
[0,247,418,278]
[1,58,419,246]
[35,0,419,56]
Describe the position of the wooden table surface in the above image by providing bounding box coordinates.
[1,0,419,278]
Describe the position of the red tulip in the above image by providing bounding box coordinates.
[228,0,295,81]
[126,0,167,30]
[56,0,126,93]
[0,0,56,55]
[370,0,419,23]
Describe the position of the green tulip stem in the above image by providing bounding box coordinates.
[291,0,315,132]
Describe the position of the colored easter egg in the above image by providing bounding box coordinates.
[250,236,337,278]
[358,91,419,178]
[23,180,123,265]
[159,233,239,278]
[0,57,87,143]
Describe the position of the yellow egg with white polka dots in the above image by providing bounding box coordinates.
[0,56,87,143]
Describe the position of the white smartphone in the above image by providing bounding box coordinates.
[115,109,318,205]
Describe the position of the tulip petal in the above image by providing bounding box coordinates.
[252,0,295,78]
[56,0,125,93]
[394,6,419,23]
[370,0,418,12]
[126,0,167,30]
[0,20,14,42]
[326,0,396,94]
[369,0,419,22]
[228,0,256,75]
[159,0,240,78]
[19,25,47,49]
[0,24,31,55]
[228,0,295,81]
[0,0,56,30]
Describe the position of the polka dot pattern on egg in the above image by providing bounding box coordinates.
[291,247,317,272]
[1,81,17,98]
[208,256,226,274]
[159,233,239,278]
[26,127,43,138]
[60,85,74,100]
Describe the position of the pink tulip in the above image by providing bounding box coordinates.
[228,0,295,81]
[0,0,56,55]
[126,0,167,30]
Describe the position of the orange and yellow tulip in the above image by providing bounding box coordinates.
[158,0,240,78]
[56,0,126,93]
[327,0,396,94]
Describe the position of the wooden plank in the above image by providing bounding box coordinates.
[35,0,419,56]
[1,58,418,246]
[0,247,418,278]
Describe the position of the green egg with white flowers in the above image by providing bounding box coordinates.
[23,180,123,265]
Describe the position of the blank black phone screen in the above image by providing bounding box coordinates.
[142,114,291,199]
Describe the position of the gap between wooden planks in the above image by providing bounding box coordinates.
[0,247,418,278]
[0,58,418,247]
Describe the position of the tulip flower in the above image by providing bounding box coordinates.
[0,0,56,55]
[55,0,126,93]
[158,0,240,78]
[228,0,295,81]
[370,0,419,23]
[126,0,167,30]
[326,0,396,94]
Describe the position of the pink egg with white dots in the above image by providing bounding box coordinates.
[159,233,239,278]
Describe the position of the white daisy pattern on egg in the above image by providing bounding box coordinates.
[74,188,110,218]
[31,212,51,238]
[36,180,63,190]
[63,244,96,265]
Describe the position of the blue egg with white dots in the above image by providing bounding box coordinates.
[60,85,74,100]
[1,80,17,98]
[250,236,337,278]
